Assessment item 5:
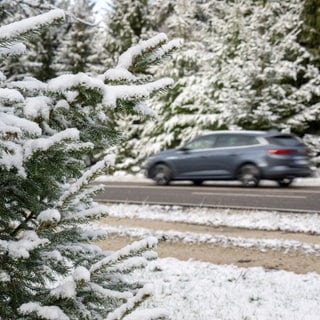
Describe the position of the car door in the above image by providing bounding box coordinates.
[172,134,218,178]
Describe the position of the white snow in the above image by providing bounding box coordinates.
[73,266,90,282]
[18,302,69,320]
[127,258,320,320]
[37,209,61,225]
[24,96,51,120]
[0,231,49,259]
[0,9,65,40]
[50,281,76,300]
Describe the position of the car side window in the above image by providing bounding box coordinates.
[215,134,259,147]
[184,135,216,150]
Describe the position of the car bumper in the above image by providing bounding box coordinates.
[262,166,313,179]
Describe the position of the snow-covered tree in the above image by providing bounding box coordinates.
[214,0,320,135]
[0,6,177,319]
[97,0,165,173]
[54,0,98,75]
[2,0,70,81]
[105,0,152,64]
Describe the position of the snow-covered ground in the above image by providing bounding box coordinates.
[96,173,320,320]
[127,258,320,320]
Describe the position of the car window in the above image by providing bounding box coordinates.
[184,135,216,150]
[215,134,259,147]
[267,135,303,147]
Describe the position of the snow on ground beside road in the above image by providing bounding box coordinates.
[105,203,320,234]
[127,258,320,320]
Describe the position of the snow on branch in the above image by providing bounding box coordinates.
[0,113,42,137]
[90,237,158,274]
[63,204,110,221]
[9,77,48,93]
[0,9,65,43]
[18,302,69,320]
[0,88,24,104]
[48,72,106,94]
[0,141,25,177]
[0,42,26,56]
[124,308,169,320]
[116,33,168,70]
[87,283,133,301]
[23,128,79,159]
[104,78,174,108]
[0,231,49,259]
[105,284,153,320]
[56,155,115,208]
[102,35,182,83]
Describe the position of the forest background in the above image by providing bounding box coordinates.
[3,0,320,172]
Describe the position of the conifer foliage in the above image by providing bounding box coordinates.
[0,6,177,320]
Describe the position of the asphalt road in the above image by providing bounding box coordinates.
[95,181,320,213]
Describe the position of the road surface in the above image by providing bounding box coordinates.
[95,181,320,213]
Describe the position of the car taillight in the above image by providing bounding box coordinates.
[268,149,296,155]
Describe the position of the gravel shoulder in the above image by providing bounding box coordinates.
[97,216,320,274]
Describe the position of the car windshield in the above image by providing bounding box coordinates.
[183,135,216,150]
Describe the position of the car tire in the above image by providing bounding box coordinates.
[192,180,204,186]
[277,178,293,187]
[237,164,260,187]
[152,164,172,185]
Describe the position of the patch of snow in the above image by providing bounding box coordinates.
[127,258,320,320]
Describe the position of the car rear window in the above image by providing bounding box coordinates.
[267,135,303,147]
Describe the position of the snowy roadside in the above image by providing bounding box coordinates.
[126,258,320,320]
[94,173,320,319]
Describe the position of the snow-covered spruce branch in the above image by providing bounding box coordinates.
[103,36,182,83]
[116,33,168,70]
[123,308,169,320]
[104,78,174,109]
[0,88,24,105]
[143,38,183,66]
[104,257,148,274]
[48,71,173,109]
[105,285,160,320]
[0,113,42,137]
[90,237,158,274]
[18,302,69,320]
[62,183,104,211]
[62,204,110,222]
[0,231,49,259]
[0,9,65,45]
[56,155,115,209]
[23,128,80,159]
[0,42,26,56]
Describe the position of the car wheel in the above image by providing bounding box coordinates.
[277,178,293,187]
[237,164,260,187]
[192,180,203,186]
[152,164,172,185]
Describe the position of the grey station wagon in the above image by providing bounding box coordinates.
[144,130,313,187]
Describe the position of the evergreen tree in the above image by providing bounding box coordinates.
[2,0,70,81]
[106,0,151,64]
[54,0,98,75]
[215,0,320,136]
[0,5,177,319]
[99,0,162,173]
